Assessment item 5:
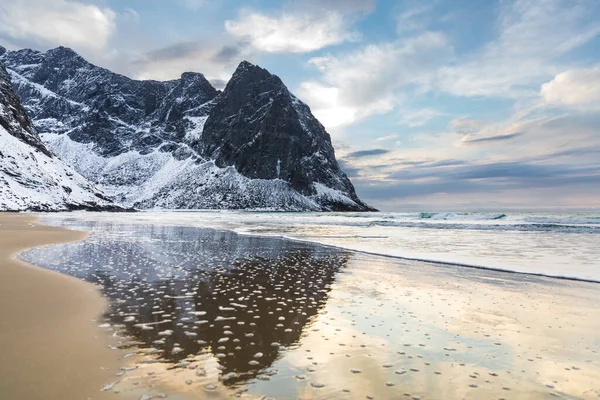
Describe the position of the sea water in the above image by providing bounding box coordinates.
[44,211,600,282]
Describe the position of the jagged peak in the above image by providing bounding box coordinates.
[0,45,6,56]
[180,71,213,87]
[237,60,257,69]
[181,71,207,80]
[44,46,87,64]
[47,45,78,56]
[225,60,286,94]
[231,60,271,80]
[0,60,53,157]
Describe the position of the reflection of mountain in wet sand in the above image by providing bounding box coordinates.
[21,222,349,386]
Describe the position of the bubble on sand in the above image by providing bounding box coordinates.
[100,380,120,392]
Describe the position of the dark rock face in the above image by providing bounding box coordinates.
[0,58,119,211]
[0,61,51,156]
[2,46,375,211]
[2,46,218,157]
[199,62,371,210]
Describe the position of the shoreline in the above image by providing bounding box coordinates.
[6,212,600,399]
[0,213,124,400]
[22,214,600,399]
[43,211,600,284]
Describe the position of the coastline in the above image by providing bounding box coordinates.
[0,213,124,400]
[4,212,600,399]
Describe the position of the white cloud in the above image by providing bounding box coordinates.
[225,11,358,53]
[398,108,444,127]
[122,7,140,23]
[131,39,259,83]
[437,0,600,98]
[307,57,331,71]
[299,81,395,127]
[0,0,116,51]
[541,67,600,110]
[299,31,452,128]
[396,4,433,32]
[449,118,485,134]
[375,134,399,142]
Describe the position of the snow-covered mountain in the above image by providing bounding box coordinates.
[0,52,118,211]
[1,45,375,211]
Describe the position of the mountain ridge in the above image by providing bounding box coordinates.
[0,57,121,211]
[1,46,375,211]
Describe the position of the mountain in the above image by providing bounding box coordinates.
[1,46,375,211]
[0,49,117,211]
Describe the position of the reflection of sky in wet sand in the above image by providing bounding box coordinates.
[20,217,600,399]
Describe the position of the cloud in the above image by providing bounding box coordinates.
[396,4,434,32]
[339,104,600,210]
[541,67,600,110]
[398,108,444,127]
[131,39,257,82]
[307,57,331,71]
[299,31,452,128]
[450,118,485,134]
[346,149,391,158]
[355,157,600,211]
[437,0,600,98]
[225,11,359,53]
[209,79,228,90]
[0,0,116,51]
[337,159,361,177]
[461,132,524,144]
[375,134,399,142]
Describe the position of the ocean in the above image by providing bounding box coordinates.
[43,211,600,282]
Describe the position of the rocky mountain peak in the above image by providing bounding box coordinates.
[46,46,81,59]
[197,60,374,210]
[0,46,6,56]
[178,71,219,99]
[0,60,51,156]
[228,60,284,89]
[3,47,375,211]
[0,58,118,211]
[181,71,207,81]
[42,46,89,71]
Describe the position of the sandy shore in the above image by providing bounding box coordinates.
[4,212,600,399]
[0,213,123,400]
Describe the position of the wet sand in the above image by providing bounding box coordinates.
[17,215,600,400]
[0,214,124,400]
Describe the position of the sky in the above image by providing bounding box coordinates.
[1,0,599,211]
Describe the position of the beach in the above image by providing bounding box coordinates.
[8,213,599,399]
[0,214,124,400]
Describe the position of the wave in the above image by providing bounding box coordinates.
[305,212,600,230]
[522,216,600,225]
[418,212,507,220]
[368,220,600,233]
[279,235,600,284]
